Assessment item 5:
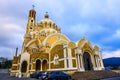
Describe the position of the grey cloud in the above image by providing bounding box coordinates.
[0,0,120,59]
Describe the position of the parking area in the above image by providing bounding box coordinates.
[0,73,37,80]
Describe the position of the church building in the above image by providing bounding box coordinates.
[10,7,104,77]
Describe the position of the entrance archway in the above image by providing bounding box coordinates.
[21,61,27,73]
[42,60,47,71]
[36,59,41,71]
[83,52,93,70]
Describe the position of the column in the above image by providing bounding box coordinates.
[99,51,104,69]
[41,61,42,71]
[79,55,81,68]
[80,55,83,69]
[96,56,99,68]
[49,53,50,71]
[77,53,80,71]
[94,55,99,70]
[94,55,97,67]
[79,50,83,69]
[68,48,73,68]
[75,48,80,71]
[63,45,67,69]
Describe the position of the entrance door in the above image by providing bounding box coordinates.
[83,52,92,70]
[36,59,41,71]
[21,61,27,73]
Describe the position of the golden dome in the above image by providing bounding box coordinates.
[37,12,61,33]
[38,12,55,24]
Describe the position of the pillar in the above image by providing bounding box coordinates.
[41,61,43,71]
[63,46,67,69]
[99,51,104,69]
[68,48,73,68]
[75,48,80,71]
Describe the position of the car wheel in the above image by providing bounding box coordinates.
[53,78,56,80]
[44,78,48,80]
[38,77,42,80]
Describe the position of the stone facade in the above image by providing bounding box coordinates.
[10,8,104,77]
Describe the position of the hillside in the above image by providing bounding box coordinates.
[103,57,120,69]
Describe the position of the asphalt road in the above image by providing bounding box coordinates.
[0,69,120,80]
[0,73,120,80]
[0,73,37,80]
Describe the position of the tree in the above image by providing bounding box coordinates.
[0,59,12,69]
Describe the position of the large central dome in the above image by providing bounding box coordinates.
[38,12,55,27]
[37,12,61,33]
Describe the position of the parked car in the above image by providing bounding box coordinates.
[41,72,49,79]
[30,72,44,79]
[44,71,72,80]
[30,72,38,78]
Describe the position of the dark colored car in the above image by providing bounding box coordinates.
[30,72,38,78]
[45,71,72,80]
[30,72,44,79]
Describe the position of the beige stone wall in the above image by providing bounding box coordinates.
[50,45,65,69]
[50,45,64,61]
[51,60,64,69]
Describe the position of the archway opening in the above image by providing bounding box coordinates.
[21,61,27,73]
[83,52,93,71]
[36,59,41,71]
[42,60,47,71]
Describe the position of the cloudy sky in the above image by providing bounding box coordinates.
[0,0,120,59]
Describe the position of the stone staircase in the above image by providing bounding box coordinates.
[72,70,120,80]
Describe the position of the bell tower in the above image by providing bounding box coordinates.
[26,5,36,34]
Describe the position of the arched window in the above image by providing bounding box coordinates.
[42,60,47,71]
[36,59,41,71]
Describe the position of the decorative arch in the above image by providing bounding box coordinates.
[81,42,94,55]
[43,33,70,46]
[50,40,68,49]
[68,42,76,49]
[83,52,93,71]
[77,38,86,47]
[77,38,93,51]
[25,39,36,47]
[42,58,48,62]
[94,45,100,51]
